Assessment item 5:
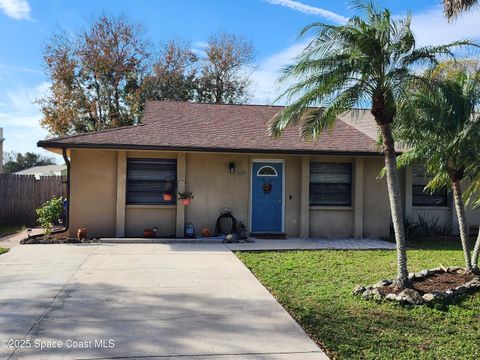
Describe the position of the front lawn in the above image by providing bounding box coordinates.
[0,248,8,255]
[237,242,480,360]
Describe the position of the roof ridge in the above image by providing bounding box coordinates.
[145,99,372,111]
[336,118,380,147]
[39,123,147,143]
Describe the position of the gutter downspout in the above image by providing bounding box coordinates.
[60,147,71,234]
[28,148,70,239]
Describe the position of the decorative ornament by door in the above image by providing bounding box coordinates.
[263,180,272,194]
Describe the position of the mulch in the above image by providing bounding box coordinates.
[377,271,478,295]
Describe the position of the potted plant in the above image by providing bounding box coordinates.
[163,178,175,201]
[163,191,173,202]
[178,191,194,205]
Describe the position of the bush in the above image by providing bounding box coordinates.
[390,214,452,241]
[36,196,64,235]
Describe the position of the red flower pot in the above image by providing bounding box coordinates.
[163,193,173,201]
[181,198,191,206]
[143,228,155,238]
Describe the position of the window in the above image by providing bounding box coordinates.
[310,163,352,206]
[126,159,177,205]
[257,166,278,176]
[412,166,448,206]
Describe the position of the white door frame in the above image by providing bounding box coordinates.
[249,159,286,233]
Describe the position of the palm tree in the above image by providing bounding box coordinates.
[464,166,480,270]
[444,0,478,20]
[395,72,480,272]
[269,2,472,287]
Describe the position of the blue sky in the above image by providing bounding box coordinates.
[1,0,479,160]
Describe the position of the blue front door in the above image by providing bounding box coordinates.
[251,162,283,232]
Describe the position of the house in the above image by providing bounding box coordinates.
[15,164,67,179]
[38,101,479,239]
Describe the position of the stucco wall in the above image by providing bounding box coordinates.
[362,157,391,238]
[125,206,176,237]
[67,149,394,239]
[309,209,353,237]
[403,168,479,234]
[69,149,117,238]
[412,207,451,226]
[466,207,480,227]
[308,156,355,238]
[185,153,250,236]
[284,157,301,236]
[183,153,302,237]
[124,151,177,237]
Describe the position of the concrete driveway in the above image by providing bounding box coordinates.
[0,244,327,360]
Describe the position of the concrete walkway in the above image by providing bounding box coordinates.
[0,228,43,249]
[100,237,396,251]
[0,244,328,360]
[227,237,396,251]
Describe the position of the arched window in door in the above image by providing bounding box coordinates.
[257,166,278,177]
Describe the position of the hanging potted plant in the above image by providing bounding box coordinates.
[178,191,194,206]
[163,190,173,202]
[163,177,175,201]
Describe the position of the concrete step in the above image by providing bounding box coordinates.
[250,232,287,239]
[99,237,225,244]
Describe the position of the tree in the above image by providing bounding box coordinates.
[3,152,56,173]
[428,59,480,81]
[395,71,480,272]
[269,2,471,287]
[37,14,150,136]
[196,32,254,104]
[144,39,198,101]
[444,0,478,20]
[465,176,480,270]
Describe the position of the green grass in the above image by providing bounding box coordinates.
[0,248,9,255]
[237,241,480,360]
[0,225,25,238]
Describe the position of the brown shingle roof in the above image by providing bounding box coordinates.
[38,101,381,155]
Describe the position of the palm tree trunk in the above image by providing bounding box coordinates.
[471,228,480,270]
[379,123,409,287]
[451,180,473,271]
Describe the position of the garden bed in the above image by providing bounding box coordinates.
[354,267,480,305]
[21,237,99,244]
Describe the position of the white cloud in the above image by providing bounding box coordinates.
[265,0,348,24]
[0,113,42,128]
[0,0,31,20]
[250,41,308,104]
[2,124,59,161]
[0,81,54,158]
[192,41,208,49]
[0,63,42,74]
[411,5,480,47]
[6,81,49,114]
[250,4,480,104]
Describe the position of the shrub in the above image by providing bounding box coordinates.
[390,214,452,241]
[36,196,64,235]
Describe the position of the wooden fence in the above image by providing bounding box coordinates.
[0,174,67,226]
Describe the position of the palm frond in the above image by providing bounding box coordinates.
[272,0,478,147]
[444,0,478,20]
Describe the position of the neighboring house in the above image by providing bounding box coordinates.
[15,165,67,179]
[38,101,479,238]
[0,128,4,174]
